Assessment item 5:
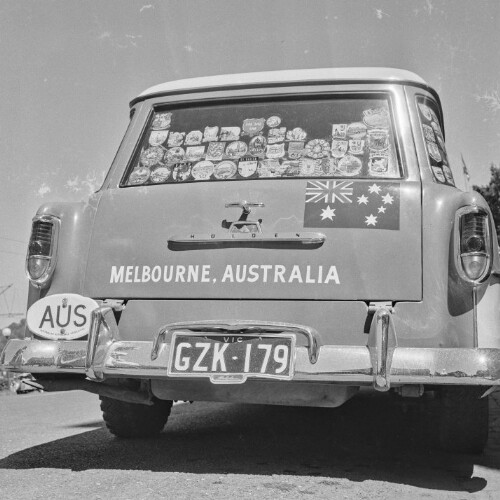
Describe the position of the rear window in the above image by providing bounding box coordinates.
[122,96,402,186]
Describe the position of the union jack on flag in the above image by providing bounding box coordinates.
[304,180,400,230]
[305,180,354,204]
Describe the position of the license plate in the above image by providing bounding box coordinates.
[167,333,295,384]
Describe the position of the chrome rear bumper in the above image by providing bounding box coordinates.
[2,305,500,389]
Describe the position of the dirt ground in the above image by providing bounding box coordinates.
[0,389,499,500]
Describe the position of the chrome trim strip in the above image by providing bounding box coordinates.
[151,320,320,364]
[473,286,478,347]
[168,232,326,247]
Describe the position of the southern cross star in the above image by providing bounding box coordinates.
[368,183,381,194]
[365,214,378,226]
[382,193,394,205]
[378,206,387,213]
[320,205,336,221]
[357,194,369,205]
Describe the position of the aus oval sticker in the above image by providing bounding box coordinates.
[27,294,99,340]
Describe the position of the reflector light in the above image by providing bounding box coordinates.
[456,208,491,283]
[461,254,488,281]
[25,216,60,287]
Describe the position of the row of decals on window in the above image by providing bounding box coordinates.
[125,106,401,185]
[417,101,455,186]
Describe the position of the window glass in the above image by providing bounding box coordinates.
[416,96,455,186]
[122,96,402,186]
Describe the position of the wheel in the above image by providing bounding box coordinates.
[435,386,489,454]
[100,396,173,438]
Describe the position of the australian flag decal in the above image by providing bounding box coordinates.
[304,180,400,230]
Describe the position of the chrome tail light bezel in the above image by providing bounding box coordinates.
[25,214,60,288]
[455,206,492,285]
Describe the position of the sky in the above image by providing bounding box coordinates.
[0,0,500,325]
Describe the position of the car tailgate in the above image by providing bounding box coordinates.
[84,179,421,301]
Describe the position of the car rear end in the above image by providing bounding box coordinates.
[2,69,500,451]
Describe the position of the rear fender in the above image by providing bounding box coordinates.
[27,196,100,307]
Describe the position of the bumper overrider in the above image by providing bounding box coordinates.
[2,305,500,391]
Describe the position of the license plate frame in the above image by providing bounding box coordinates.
[167,332,296,384]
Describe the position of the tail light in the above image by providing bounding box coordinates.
[25,215,60,287]
[456,207,492,283]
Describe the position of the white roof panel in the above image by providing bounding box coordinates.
[136,67,428,102]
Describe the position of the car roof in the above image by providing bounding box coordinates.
[131,67,432,106]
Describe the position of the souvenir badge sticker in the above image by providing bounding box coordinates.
[266,116,282,128]
[167,132,185,147]
[266,143,285,159]
[225,141,248,159]
[288,141,305,160]
[242,118,265,136]
[331,139,348,159]
[172,163,192,182]
[368,156,389,175]
[248,135,267,156]
[315,157,336,176]
[286,127,307,141]
[418,103,432,121]
[203,126,219,142]
[152,112,172,130]
[442,164,455,186]
[191,160,214,180]
[219,127,241,141]
[346,122,367,139]
[304,180,400,230]
[422,124,436,143]
[150,166,172,183]
[165,146,185,164]
[363,108,390,128]
[149,130,169,147]
[238,157,259,178]
[185,130,203,145]
[282,160,301,177]
[258,159,283,177]
[431,166,446,183]
[337,155,363,177]
[305,139,330,159]
[206,142,225,161]
[429,107,439,124]
[431,121,443,139]
[268,127,286,144]
[214,160,237,179]
[140,146,165,167]
[299,158,320,176]
[128,167,150,185]
[348,139,365,156]
[185,145,205,162]
[367,129,389,152]
[427,141,442,162]
[332,124,347,139]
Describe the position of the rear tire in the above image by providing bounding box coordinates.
[435,386,489,454]
[100,396,172,438]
